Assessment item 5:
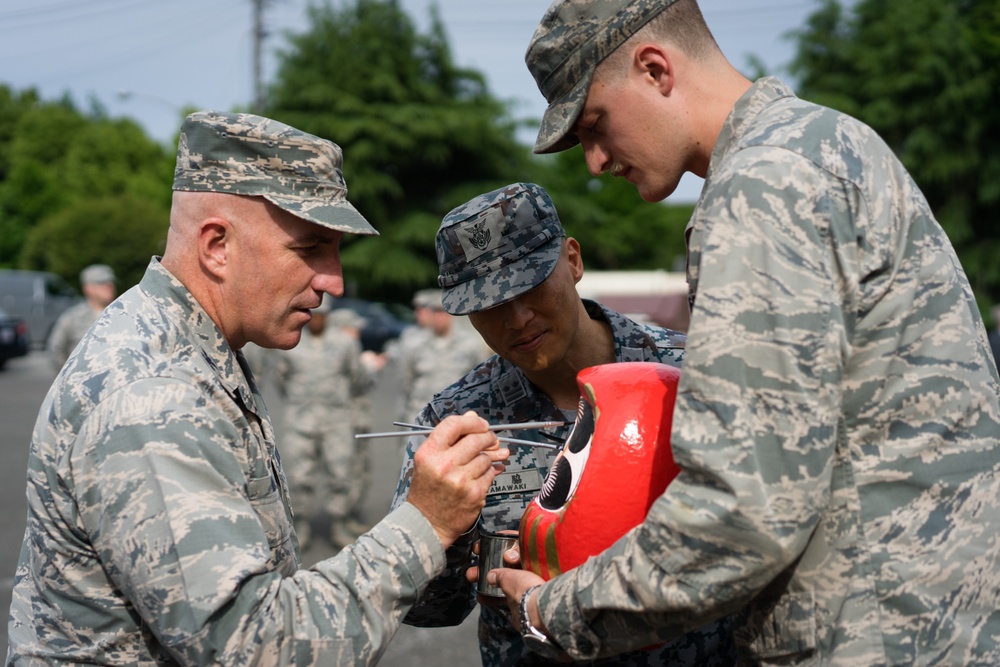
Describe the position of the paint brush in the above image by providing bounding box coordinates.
[355,420,565,450]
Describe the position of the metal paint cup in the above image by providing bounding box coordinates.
[477,530,519,598]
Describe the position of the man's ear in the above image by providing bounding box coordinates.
[634,43,674,96]
[565,237,584,283]
[198,217,232,280]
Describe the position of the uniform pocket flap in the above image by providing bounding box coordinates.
[739,590,817,660]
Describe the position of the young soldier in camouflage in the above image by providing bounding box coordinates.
[391,182,736,666]
[6,111,508,666]
[488,1,1000,665]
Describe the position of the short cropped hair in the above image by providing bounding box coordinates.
[598,0,719,80]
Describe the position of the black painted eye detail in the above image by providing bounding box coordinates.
[538,456,572,511]
[566,399,594,454]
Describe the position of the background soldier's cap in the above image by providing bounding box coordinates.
[412,288,445,311]
[328,307,366,329]
[526,0,677,154]
[80,264,115,285]
[172,110,378,236]
[436,182,564,315]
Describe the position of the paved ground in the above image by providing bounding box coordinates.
[0,350,481,664]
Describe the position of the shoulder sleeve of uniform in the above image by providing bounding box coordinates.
[66,375,293,663]
[390,360,499,512]
[423,359,497,418]
[602,302,687,366]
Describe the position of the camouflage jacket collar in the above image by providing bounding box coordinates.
[141,257,263,419]
[704,76,797,191]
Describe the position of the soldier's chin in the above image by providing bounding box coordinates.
[268,327,305,351]
[638,175,680,203]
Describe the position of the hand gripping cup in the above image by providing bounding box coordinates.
[476,530,519,597]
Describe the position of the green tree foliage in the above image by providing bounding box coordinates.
[789,0,1000,307]
[20,194,169,291]
[0,93,83,267]
[265,0,534,300]
[0,85,174,283]
[2,1,699,303]
[0,86,39,182]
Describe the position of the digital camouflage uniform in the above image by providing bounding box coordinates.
[5,259,446,666]
[273,322,372,543]
[391,300,737,666]
[530,77,1000,665]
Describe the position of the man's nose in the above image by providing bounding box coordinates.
[314,259,344,297]
[505,299,533,329]
[582,140,610,177]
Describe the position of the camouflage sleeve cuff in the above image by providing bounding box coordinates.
[535,575,602,660]
[376,502,447,587]
[453,516,480,547]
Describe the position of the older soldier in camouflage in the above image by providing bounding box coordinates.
[486,1,1000,666]
[6,111,507,666]
[274,295,373,550]
[391,182,736,666]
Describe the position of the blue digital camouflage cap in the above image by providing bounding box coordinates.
[172,110,378,236]
[526,0,678,154]
[436,183,565,315]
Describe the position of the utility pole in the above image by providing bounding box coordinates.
[252,0,270,113]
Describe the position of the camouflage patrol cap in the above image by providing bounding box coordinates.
[526,0,678,154]
[172,110,378,236]
[436,183,565,315]
[80,264,115,285]
[412,288,445,311]
[328,307,366,329]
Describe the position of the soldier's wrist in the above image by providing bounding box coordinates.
[454,515,481,545]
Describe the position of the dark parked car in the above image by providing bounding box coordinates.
[0,269,80,348]
[328,297,412,353]
[0,306,30,369]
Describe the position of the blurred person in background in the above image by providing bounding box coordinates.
[391,182,735,666]
[47,263,117,371]
[274,294,374,550]
[331,306,380,537]
[7,110,507,666]
[394,287,486,425]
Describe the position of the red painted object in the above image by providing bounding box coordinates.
[519,362,682,579]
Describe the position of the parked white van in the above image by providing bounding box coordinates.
[0,270,81,348]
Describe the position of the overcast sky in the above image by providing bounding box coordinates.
[0,0,818,202]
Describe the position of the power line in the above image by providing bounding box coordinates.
[251,0,275,114]
[0,2,242,93]
[0,0,159,30]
